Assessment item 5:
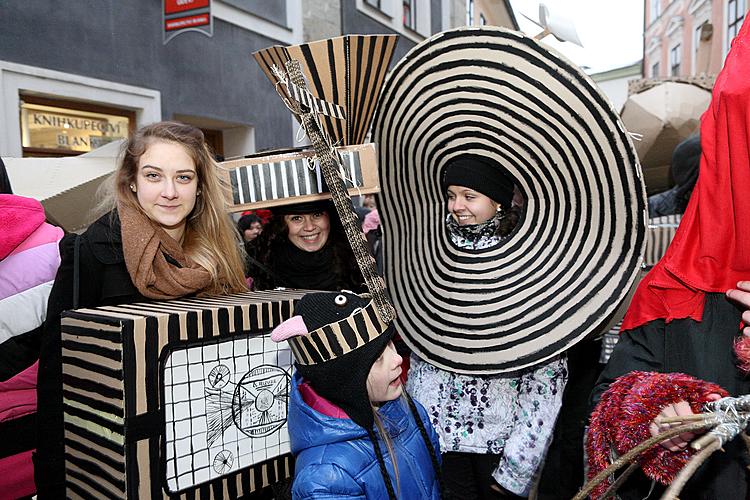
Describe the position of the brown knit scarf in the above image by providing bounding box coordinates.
[117,201,211,300]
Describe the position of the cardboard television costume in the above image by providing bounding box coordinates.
[60,290,302,499]
[372,26,647,375]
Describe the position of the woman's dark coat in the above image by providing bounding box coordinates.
[35,213,145,497]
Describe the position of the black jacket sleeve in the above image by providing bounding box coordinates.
[34,234,94,497]
[589,320,665,411]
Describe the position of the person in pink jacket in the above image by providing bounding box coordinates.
[0,192,63,499]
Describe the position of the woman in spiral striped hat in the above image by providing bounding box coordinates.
[407,154,567,499]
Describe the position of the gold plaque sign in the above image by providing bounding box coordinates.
[20,101,130,153]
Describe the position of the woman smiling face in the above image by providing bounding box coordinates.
[446,185,499,226]
[134,139,198,241]
[284,211,331,252]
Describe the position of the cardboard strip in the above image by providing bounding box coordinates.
[219,143,378,212]
[282,79,346,120]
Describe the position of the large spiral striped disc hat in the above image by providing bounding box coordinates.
[372,26,647,375]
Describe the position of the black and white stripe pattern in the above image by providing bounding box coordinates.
[645,214,682,267]
[373,27,647,374]
[227,149,364,206]
[281,78,346,120]
[61,290,305,499]
[287,302,389,366]
[254,34,398,146]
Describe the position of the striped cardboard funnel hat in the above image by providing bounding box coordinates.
[254,34,399,146]
[272,292,391,366]
[373,26,647,375]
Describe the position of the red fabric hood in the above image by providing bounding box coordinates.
[622,19,750,331]
[0,194,46,260]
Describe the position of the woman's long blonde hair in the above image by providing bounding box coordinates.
[110,121,247,295]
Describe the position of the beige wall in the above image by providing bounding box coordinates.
[471,0,516,28]
[644,0,747,78]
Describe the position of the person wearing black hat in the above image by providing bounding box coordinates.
[408,154,568,499]
[648,134,701,217]
[441,154,521,250]
[271,291,442,499]
[247,200,365,291]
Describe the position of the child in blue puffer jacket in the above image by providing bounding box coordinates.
[271,291,442,499]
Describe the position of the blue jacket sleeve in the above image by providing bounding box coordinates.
[292,462,366,499]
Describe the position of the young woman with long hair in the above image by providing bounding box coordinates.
[34,121,247,497]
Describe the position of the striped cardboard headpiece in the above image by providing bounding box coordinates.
[271,295,390,366]
[373,26,647,374]
[254,34,399,147]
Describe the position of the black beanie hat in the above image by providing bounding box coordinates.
[441,154,515,208]
[270,291,393,430]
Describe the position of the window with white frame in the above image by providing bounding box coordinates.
[356,0,431,40]
[403,0,416,30]
[652,61,660,77]
[670,44,682,76]
[693,21,707,71]
[650,0,662,23]
[727,0,747,49]
[467,0,475,26]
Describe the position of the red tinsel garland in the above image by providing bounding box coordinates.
[586,371,727,499]
[734,334,750,373]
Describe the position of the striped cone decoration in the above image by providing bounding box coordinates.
[254,34,399,146]
[372,27,647,374]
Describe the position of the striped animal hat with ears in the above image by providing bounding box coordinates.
[271,290,393,429]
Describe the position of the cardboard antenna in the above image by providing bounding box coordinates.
[253,34,398,146]
[522,2,583,46]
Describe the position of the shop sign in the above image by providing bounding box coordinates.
[20,102,130,153]
[163,0,212,44]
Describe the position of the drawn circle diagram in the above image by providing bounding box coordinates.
[208,364,231,389]
[232,365,290,438]
[213,450,234,474]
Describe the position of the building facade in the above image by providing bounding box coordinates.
[0,1,315,158]
[644,0,747,79]
[465,0,517,27]
[590,61,644,113]
[0,0,516,159]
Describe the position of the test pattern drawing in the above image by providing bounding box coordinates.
[162,333,293,492]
